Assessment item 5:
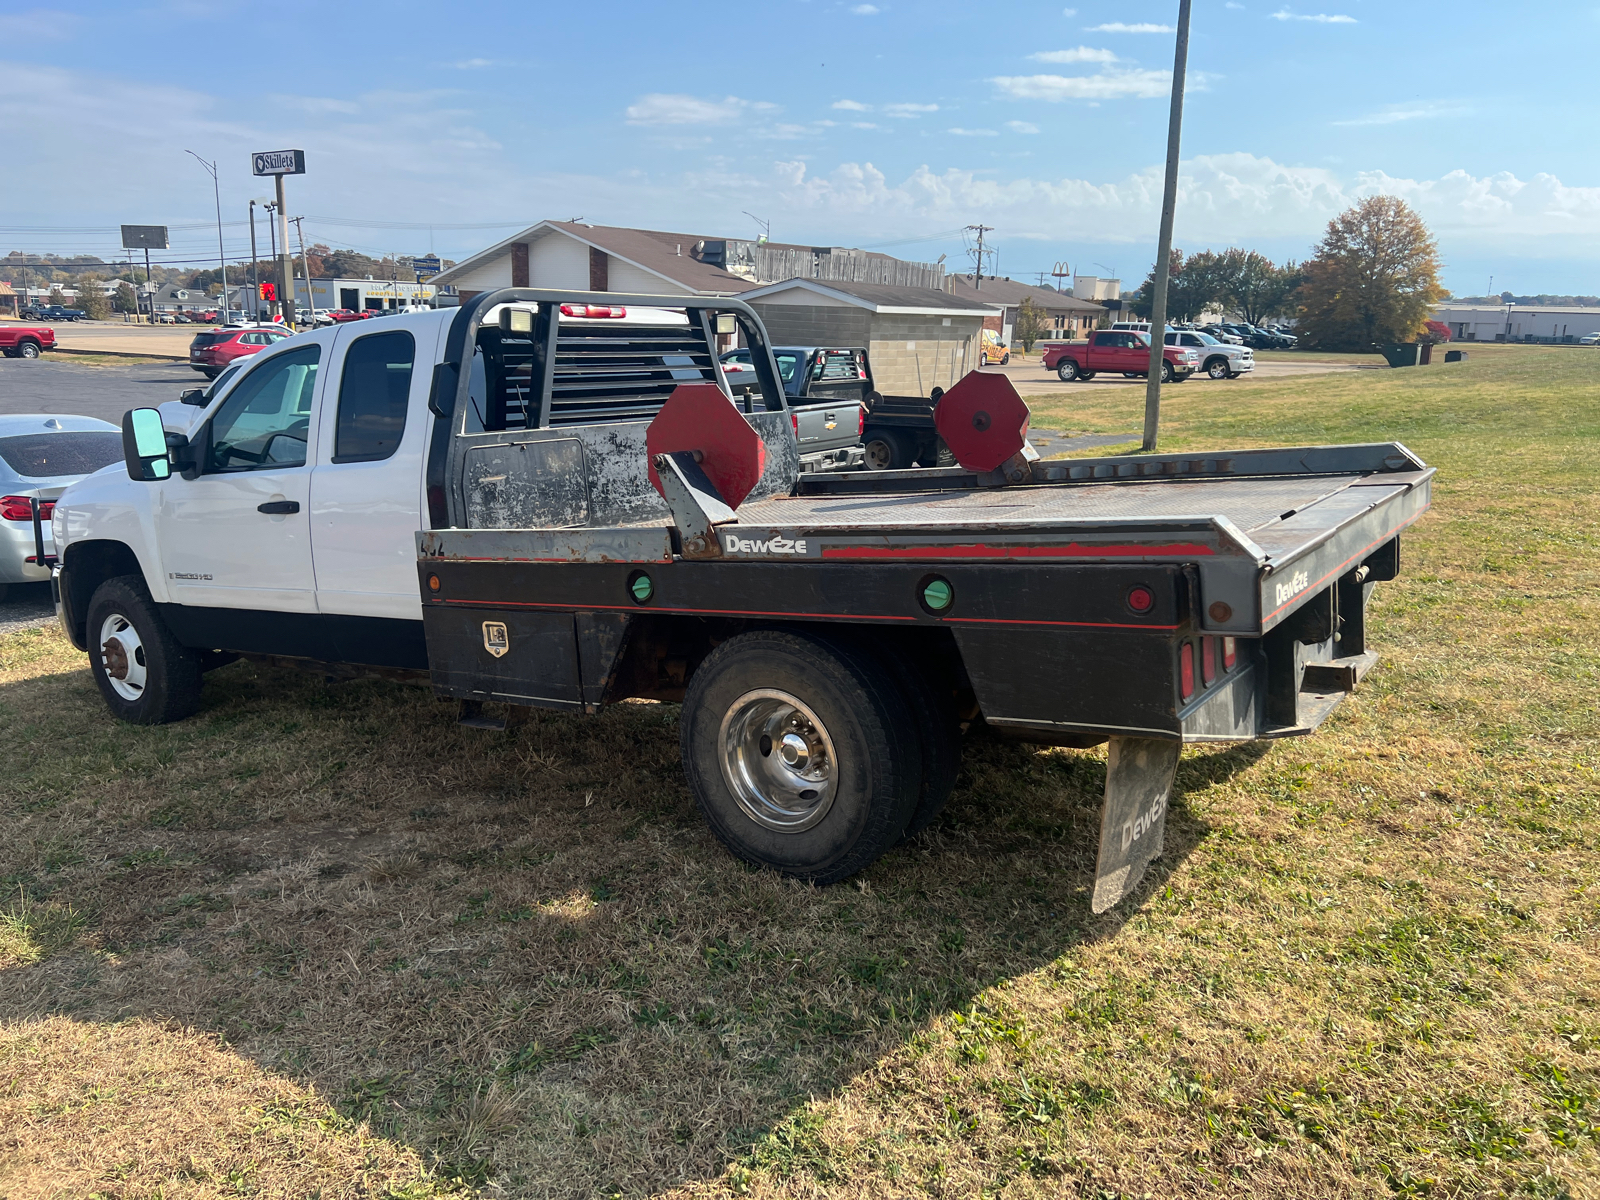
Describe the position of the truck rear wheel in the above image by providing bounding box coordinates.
[874,648,962,841]
[863,428,913,470]
[17,340,41,359]
[86,575,204,725]
[1056,359,1080,382]
[680,629,922,883]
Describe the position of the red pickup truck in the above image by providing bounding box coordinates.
[1041,329,1198,383]
[0,325,55,359]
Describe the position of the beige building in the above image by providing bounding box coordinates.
[738,278,998,397]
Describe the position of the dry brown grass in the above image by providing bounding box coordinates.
[0,343,1596,1198]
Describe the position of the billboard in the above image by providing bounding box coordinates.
[252,150,306,176]
[121,225,169,250]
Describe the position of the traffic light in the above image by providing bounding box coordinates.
[260,282,276,301]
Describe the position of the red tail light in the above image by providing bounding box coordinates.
[858,407,866,436]
[559,304,627,318]
[1223,637,1237,670]
[1179,641,1195,700]
[1202,636,1217,686]
[0,496,50,523]
[791,412,799,436]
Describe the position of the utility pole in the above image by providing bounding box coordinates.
[966,224,994,289]
[291,216,312,320]
[1141,0,1192,453]
[248,201,261,321]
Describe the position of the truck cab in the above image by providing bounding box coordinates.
[1041,329,1199,383]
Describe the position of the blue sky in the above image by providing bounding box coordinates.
[4,0,1598,294]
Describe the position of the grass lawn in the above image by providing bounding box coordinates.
[2,345,1597,1198]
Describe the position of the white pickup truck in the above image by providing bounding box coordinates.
[50,288,1428,904]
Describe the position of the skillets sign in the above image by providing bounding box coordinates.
[252,149,306,176]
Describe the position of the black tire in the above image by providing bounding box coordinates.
[1122,372,1139,379]
[680,629,922,884]
[1206,357,1230,380]
[17,340,41,359]
[86,575,204,725]
[202,368,220,380]
[1078,370,1097,380]
[1228,371,1244,379]
[863,428,914,470]
[1055,359,1080,382]
[0,583,9,603]
[1001,353,1010,366]
[874,647,962,841]
[1159,360,1174,383]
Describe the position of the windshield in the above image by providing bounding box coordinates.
[1192,331,1220,345]
[0,431,124,479]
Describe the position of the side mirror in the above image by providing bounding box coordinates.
[179,387,206,406]
[121,408,171,481]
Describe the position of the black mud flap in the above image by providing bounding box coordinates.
[1090,737,1182,913]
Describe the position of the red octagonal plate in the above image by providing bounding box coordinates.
[646,382,767,509]
[933,371,1031,472]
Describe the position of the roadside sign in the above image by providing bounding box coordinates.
[121,225,169,250]
[252,149,306,176]
[413,254,441,280]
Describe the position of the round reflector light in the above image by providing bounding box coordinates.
[1127,585,1155,614]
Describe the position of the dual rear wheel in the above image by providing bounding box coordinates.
[680,629,960,883]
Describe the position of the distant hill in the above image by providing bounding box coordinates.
[1451,292,1600,307]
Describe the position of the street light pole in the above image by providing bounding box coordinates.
[185,151,227,321]
[248,201,261,321]
[1141,0,1192,453]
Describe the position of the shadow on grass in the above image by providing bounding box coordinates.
[0,655,1268,1195]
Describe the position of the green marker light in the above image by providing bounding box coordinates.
[630,574,654,603]
[922,578,953,612]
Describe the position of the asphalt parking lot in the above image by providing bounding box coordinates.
[0,358,203,422]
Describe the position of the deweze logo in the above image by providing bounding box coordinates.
[1273,569,1310,607]
[722,532,808,555]
[1120,792,1167,852]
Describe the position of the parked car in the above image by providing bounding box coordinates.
[720,345,868,472]
[0,325,56,359]
[980,330,1010,366]
[188,326,294,378]
[1042,329,1199,383]
[1579,332,1600,346]
[0,414,124,600]
[1166,330,1253,379]
[1200,324,1244,345]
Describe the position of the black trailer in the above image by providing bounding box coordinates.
[418,289,1432,911]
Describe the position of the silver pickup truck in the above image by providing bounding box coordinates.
[720,345,867,472]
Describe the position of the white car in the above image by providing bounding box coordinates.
[1579,332,1600,346]
[1165,330,1254,380]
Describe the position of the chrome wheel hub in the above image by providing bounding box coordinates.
[99,612,147,702]
[718,688,837,832]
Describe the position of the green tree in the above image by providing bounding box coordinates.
[1229,252,1302,326]
[1296,196,1444,350]
[1012,296,1047,351]
[47,286,67,308]
[78,285,110,320]
[112,281,138,314]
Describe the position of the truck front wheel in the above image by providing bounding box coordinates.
[1159,361,1174,383]
[1206,357,1230,379]
[86,575,204,725]
[1056,359,1081,382]
[680,629,921,884]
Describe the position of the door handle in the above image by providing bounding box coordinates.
[257,500,299,515]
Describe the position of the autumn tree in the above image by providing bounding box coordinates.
[112,281,139,313]
[1295,196,1444,350]
[1012,296,1047,351]
[77,284,111,320]
[1228,251,1302,325]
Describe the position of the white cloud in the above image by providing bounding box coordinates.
[851,121,881,129]
[1006,120,1041,134]
[947,127,998,137]
[991,70,1171,100]
[1270,9,1357,21]
[0,8,77,38]
[1087,22,1174,32]
[1331,102,1470,127]
[883,102,939,117]
[1226,1,1245,7]
[624,93,774,125]
[1029,46,1120,63]
[851,3,879,12]
[832,99,871,111]
[1061,6,1077,14]
[449,58,495,69]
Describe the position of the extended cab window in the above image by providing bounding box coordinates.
[333,330,414,462]
[205,345,320,471]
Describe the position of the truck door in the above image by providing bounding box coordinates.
[307,322,433,621]
[154,343,322,613]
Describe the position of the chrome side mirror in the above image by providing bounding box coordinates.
[121,408,171,481]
